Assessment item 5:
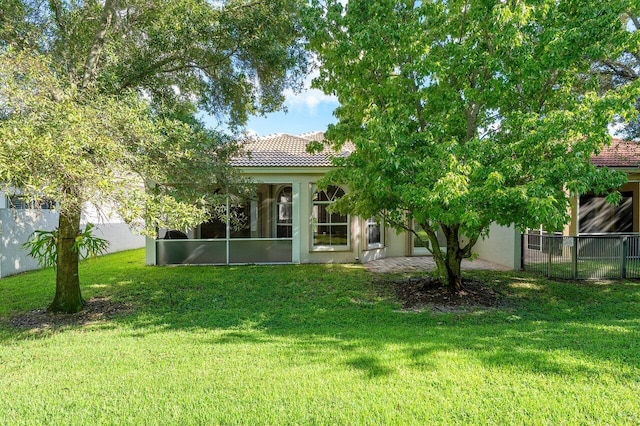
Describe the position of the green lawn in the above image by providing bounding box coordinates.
[1,249,639,425]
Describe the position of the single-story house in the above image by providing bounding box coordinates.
[525,138,640,252]
[0,194,145,278]
[147,132,522,269]
[521,138,640,278]
[567,138,640,235]
[6,134,631,276]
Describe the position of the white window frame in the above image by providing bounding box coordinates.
[365,217,384,250]
[311,185,350,251]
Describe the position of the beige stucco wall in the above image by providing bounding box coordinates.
[472,223,521,269]
[384,227,409,258]
[239,167,412,264]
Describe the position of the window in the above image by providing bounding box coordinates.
[7,196,55,209]
[579,192,633,233]
[276,186,293,238]
[312,185,348,247]
[366,217,383,249]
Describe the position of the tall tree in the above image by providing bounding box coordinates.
[0,0,308,313]
[594,10,640,139]
[306,0,640,290]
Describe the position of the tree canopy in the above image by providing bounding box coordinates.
[0,0,309,312]
[306,0,640,289]
[594,9,640,139]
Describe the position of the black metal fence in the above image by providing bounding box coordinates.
[522,233,640,280]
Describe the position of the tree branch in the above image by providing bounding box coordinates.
[465,101,480,142]
[537,69,560,113]
[81,0,117,89]
[49,0,67,33]
[119,43,240,91]
[600,59,639,82]
[410,75,428,131]
[461,230,482,258]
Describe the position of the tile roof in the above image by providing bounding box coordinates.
[591,138,640,168]
[233,134,640,169]
[232,132,352,167]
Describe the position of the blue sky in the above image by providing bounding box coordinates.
[203,71,339,137]
[244,77,339,136]
[245,96,338,136]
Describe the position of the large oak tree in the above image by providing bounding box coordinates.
[306,0,640,290]
[0,0,309,313]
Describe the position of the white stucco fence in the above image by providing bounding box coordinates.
[0,209,145,278]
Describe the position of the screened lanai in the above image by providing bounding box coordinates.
[156,183,295,264]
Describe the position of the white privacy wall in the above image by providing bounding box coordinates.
[0,209,59,277]
[0,208,145,278]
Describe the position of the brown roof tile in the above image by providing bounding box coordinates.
[232,132,352,167]
[591,138,640,168]
[235,134,640,169]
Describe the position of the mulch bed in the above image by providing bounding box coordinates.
[391,276,504,312]
[9,297,133,332]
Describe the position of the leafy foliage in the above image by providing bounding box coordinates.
[23,230,58,269]
[306,0,640,288]
[0,0,309,233]
[24,223,109,269]
[593,11,640,139]
[0,0,309,312]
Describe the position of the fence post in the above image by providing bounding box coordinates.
[571,236,578,280]
[521,233,525,271]
[547,234,552,278]
[622,236,628,279]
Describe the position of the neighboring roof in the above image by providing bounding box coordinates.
[232,132,352,167]
[591,138,640,168]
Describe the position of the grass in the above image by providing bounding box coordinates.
[1,249,639,425]
[525,257,640,280]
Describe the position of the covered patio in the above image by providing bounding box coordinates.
[156,182,297,265]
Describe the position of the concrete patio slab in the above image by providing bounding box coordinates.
[363,256,511,273]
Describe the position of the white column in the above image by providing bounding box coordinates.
[145,236,156,265]
[292,181,301,264]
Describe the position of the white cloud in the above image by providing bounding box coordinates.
[284,87,338,113]
[283,67,338,114]
[243,128,258,138]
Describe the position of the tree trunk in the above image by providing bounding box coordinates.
[443,224,464,292]
[81,0,117,89]
[444,244,463,292]
[417,221,464,291]
[417,221,447,278]
[49,208,84,313]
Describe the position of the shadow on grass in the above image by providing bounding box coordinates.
[345,355,395,378]
[1,250,639,379]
